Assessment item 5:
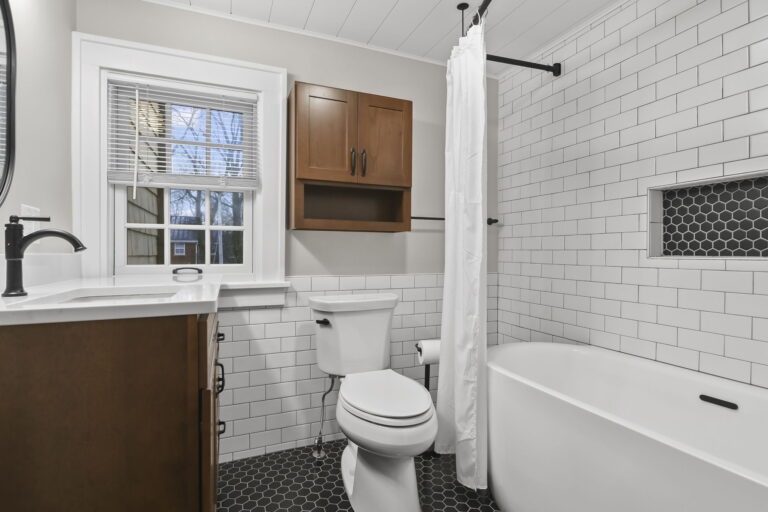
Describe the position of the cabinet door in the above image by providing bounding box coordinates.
[296,83,359,183]
[0,316,200,512]
[357,93,412,187]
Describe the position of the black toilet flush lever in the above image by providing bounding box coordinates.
[315,318,331,326]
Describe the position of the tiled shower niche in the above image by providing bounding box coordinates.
[651,176,768,258]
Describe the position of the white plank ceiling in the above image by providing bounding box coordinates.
[152,0,620,77]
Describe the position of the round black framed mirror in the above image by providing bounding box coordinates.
[0,0,15,207]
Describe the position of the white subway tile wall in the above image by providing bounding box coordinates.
[497,0,768,386]
[217,273,499,462]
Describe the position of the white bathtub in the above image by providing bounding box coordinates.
[487,342,768,512]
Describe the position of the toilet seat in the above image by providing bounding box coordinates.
[340,395,433,427]
[340,370,433,427]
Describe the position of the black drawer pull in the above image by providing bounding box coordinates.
[315,318,330,326]
[217,421,226,436]
[216,332,225,342]
[215,362,225,395]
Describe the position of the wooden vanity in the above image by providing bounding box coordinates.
[0,313,221,512]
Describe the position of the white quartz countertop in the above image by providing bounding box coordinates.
[0,274,223,326]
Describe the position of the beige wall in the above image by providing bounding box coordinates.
[4,0,498,275]
[76,0,498,275]
[0,0,76,251]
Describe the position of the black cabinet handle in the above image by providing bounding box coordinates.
[217,421,226,436]
[351,147,357,175]
[216,332,225,342]
[315,318,330,326]
[215,362,225,395]
[361,149,367,176]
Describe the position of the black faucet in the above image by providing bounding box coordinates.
[3,215,86,297]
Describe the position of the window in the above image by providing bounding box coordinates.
[118,186,249,269]
[108,76,259,274]
[74,34,286,286]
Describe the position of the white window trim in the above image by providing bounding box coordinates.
[72,32,288,301]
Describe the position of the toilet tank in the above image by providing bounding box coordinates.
[308,293,399,376]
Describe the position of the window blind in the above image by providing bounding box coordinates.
[107,79,260,190]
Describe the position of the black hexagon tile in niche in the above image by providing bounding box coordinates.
[217,440,500,512]
[662,176,768,257]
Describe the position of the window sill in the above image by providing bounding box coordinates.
[217,275,290,308]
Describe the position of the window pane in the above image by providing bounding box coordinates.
[211,110,243,145]
[137,100,166,138]
[210,231,243,264]
[127,228,164,265]
[170,229,205,265]
[210,191,244,226]
[171,105,206,142]
[170,189,205,225]
[127,187,164,224]
[171,143,206,175]
[210,147,243,177]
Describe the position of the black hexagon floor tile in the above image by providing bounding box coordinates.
[217,440,500,512]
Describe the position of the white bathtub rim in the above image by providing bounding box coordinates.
[488,342,768,490]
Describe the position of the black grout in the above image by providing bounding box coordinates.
[217,439,500,512]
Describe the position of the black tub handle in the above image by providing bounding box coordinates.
[700,394,738,410]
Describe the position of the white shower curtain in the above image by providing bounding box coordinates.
[435,20,488,490]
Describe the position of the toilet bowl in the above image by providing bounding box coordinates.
[336,370,437,512]
[307,293,438,512]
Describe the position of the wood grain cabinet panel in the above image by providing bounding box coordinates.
[357,93,412,187]
[0,314,220,512]
[296,83,358,183]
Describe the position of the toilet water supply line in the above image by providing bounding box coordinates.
[312,375,337,459]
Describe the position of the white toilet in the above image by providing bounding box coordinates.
[308,293,437,512]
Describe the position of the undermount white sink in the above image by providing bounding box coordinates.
[0,275,223,326]
[10,284,208,308]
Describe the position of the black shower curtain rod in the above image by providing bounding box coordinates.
[458,1,562,77]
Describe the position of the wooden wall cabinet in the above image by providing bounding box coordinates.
[0,314,222,512]
[289,82,413,232]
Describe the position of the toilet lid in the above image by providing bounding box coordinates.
[340,369,433,419]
